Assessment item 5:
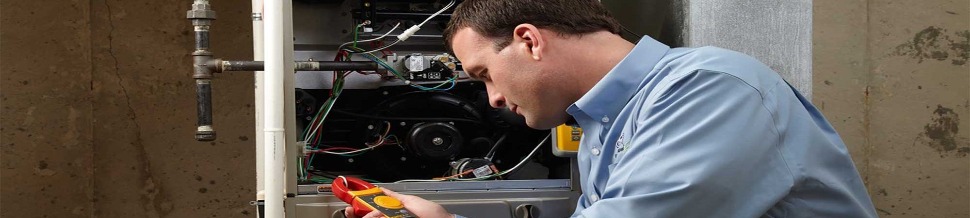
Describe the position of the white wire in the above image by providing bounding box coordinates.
[313,146,376,155]
[338,22,402,50]
[337,175,349,187]
[466,133,551,180]
[418,0,456,27]
[348,40,400,55]
[394,133,552,183]
[342,0,455,55]
[359,22,402,43]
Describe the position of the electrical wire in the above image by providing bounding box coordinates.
[348,0,455,54]
[303,84,343,142]
[484,133,508,161]
[347,39,401,55]
[418,0,456,27]
[394,134,551,183]
[330,109,484,125]
[308,135,396,157]
[338,22,402,51]
[337,175,349,187]
[343,47,458,91]
[364,121,393,147]
[301,53,353,180]
[454,134,551,181]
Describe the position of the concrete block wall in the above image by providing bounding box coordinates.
[2,0,257,217]
[814,0,969,216]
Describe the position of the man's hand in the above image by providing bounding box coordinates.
[343,188,454,218]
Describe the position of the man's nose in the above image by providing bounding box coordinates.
[486,85,506,108]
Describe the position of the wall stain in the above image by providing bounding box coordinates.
[916,105,969,156]
[951,30,970,65]
[893,26,970,65]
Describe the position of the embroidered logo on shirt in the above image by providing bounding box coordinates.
[615,133,630,154]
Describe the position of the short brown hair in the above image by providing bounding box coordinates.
[443,0,622,51]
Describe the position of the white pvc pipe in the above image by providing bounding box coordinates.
[263,0,286,217]
[252,0,265,195]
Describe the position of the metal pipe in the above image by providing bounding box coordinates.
[293,61,378,71]
[187,0,217,141]
[210,60,379,72]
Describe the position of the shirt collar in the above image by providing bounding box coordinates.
[566,36,670,123]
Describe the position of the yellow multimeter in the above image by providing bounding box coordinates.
[332,176,414,218]
[551,124,582,157]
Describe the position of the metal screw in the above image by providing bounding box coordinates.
[382,91,389,95]
[347,158,355,163]
[400,157,407,161]
[432,137,444,145]
[367,125,374,130]
[399,122,406,126]
[364,2,370,7]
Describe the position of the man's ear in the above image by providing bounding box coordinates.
[512,24,544,61]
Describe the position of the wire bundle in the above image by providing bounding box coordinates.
[394,134,551,183]
[299,0,461,182]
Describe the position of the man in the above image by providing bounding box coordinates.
[348,0,878,217]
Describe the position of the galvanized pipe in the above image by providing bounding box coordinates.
[210,60,379,72]
[187,0,217,141]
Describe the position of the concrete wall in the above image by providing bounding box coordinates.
[2,0,258,217]
[1,0,968,217]
[814,0,970,217]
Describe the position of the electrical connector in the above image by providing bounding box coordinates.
[396,25,421,41]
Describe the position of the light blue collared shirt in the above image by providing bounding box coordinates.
[567,37,877,217]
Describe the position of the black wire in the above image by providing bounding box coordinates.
[331,109,485,125]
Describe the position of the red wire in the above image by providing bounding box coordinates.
[317,147,359,152]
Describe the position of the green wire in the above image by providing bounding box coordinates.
[353,24,361,48]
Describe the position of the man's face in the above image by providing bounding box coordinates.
[450,27,570,129]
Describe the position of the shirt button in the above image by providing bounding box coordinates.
[591,147,600,156]
[601,116,610,123]
[589,193,600,203]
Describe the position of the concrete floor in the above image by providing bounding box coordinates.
[1,0,967,217]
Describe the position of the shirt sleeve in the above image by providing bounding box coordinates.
[576,70,795,217]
